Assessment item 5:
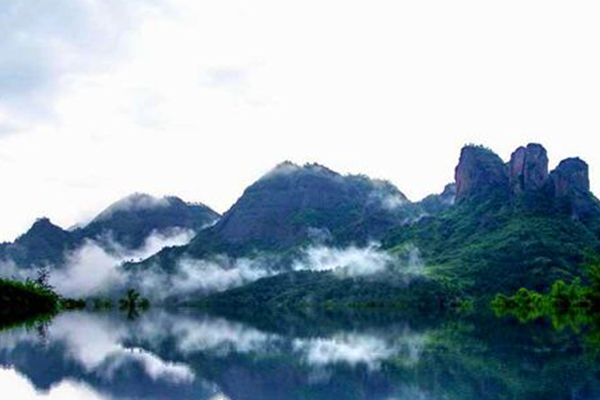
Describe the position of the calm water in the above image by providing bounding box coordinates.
[1,309,599,400]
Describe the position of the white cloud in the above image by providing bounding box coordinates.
[138,313,279,357]
[136,255,274,299]
[292,244,394,277]
[133,243,423,299]
[0,0,600,242]
[48,313,194,383]
[49,229,195,298]
[293,333,397,370]
[0,369,111,400]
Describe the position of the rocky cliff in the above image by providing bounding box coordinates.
[509,143,549,194]
[550,158,598,220]
[455,145,509,202]
[454,143,599,220]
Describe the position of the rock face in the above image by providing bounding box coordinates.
[455,146,509,203]
[453,143,599,221]
[186,162,412,255]
[509,143,549,194]
[551,158,590,198]
[550,158,596,219]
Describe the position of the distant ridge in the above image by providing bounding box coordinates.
[0,194,219,269]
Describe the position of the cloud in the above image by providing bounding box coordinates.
[48,312,194,383]
[135,255,274,300]
[91,194,172,222]
[0,368,111,400]
[204,68,248,88]
[0,234,423,301]
[0,0,161,130]
[292,328,427,370]
[292,333,398,370]
[135,312,279,357]
[292,244,394,277]
[49,229,195,298]
[132,312,428,370]
[133,242,426,300]
[103,348,194,383]
[133,244,396,299]
[0,259,32,281]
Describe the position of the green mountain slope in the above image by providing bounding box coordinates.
[383,144,600,297]
[200,143,600,312]
[134,162,431,272]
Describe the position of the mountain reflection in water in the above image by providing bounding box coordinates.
[1,309,600,400]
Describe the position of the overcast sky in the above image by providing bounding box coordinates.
[0,0,599,241]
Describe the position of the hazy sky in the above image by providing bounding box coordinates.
[1,0,599,241]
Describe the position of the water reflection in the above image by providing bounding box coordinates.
[1,310,600,400]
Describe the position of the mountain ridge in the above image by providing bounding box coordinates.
[0,194,219,270]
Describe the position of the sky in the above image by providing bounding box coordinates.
[0,0,599,241]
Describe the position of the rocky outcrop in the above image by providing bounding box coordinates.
[551,158,590,198]
[453,143,600,220]
[509,143,549,194]
[455,146,509,203]
[550,158,597,219]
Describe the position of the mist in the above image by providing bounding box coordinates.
[133,255,275,300]
[0,228,426,300]
[49,229,195,298]
[292,243,394,277]
[54,313,194,383]
[85,240,425,300]
[0,369,111,400]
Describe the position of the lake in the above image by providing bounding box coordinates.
[0,309,599,399]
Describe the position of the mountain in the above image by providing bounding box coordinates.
[196,143,600,313]
[383,143,600,296]
[136,162,424,271]
[188,162,414,253]
[76,193,219,250]
[0,219,77,270]
[0,194,219,270]
[417,183,456,215]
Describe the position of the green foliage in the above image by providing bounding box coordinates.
[118,288,150,319]
[89,297,114,311]
[492,262,600,332]
[0,270,86,330]
[383,190,600,297]
[196,270,465,319]
[0,277,60,329]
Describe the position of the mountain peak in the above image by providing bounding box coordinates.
[23,218,67,238]
[455,145,509,203]
[185,163,412,256]
[453,143,599,222]
[509,143,549,194]
[79,193,219,250]
[92,193,171,222]
[551,157,590,195]
[262,161,339,182]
